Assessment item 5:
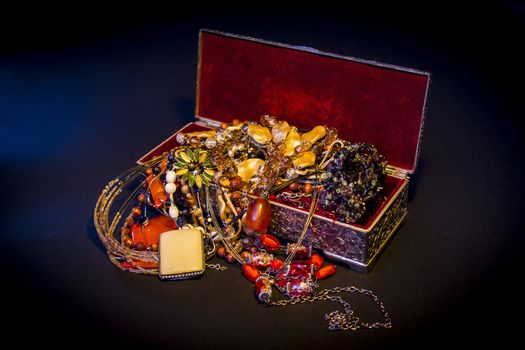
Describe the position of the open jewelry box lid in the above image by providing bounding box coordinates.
[195,29,430,174]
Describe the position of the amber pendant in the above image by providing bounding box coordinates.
[242,197,271,236]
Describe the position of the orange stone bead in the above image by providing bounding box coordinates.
[242,264,261,283]
[131,215,177,246]
[147,173,168,208]
[242,197,271,236]
[308,253,324,270]
[314,264,336,280]
[259,233,281,250]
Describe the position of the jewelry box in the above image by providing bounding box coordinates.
[137,29,430,273]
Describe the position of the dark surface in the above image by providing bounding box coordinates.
[1,4,524,349]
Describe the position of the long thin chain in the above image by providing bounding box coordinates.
[269,286,392,331]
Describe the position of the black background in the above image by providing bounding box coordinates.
[1,2,524,349]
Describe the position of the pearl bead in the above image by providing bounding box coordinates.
[169,205,179,219]
[164,182,177,194]
[165,170,176,183]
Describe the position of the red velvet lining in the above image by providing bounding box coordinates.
[197,31,429,172]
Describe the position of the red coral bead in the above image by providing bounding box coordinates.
[242,197,271,236]
[259,233,281,250]
[242,264,261,283]
[314,264,336,280]
[308,253,324,270]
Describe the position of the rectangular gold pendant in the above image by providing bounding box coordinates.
[158,229,205,280]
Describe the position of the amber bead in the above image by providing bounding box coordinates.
[242,264,261,282]
[258,234,281,250]
[131,206,142,217]
[314,264,336,280]
[288,182,300,192]
[232,119,240,125]
[241,251,250,260]
[220,122,229,129]
[242,197,271,236]
[137,194,146,203]
[303,182,314,194]
[149,243,158,252]
[308,253,324,270]
[217,246,227,258]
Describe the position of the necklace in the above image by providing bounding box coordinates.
[94,115,392,331]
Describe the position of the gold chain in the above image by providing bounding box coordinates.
[269,286,392,331]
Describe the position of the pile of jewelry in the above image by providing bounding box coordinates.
[94,115,391,330]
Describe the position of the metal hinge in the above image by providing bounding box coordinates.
[386,165,410,179]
